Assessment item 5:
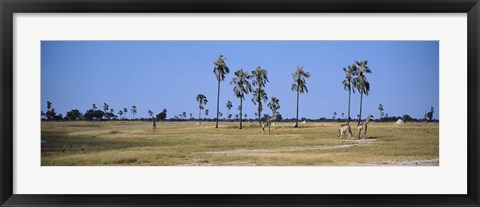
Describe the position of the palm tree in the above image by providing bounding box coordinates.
[205,109,209,119]
[342,64,358,125]
[118,110,123,119]
[213,55,230,128]
[333,111,337,120]
[92,104,97,111]
[226,101,233,120]
[110,108,115,120]
[353,60,372,125]
[291,66,311,128]
[231,69,253,129]
[378,104,384,119]
[196,94,208,124]
[123,108,128,119]
[103,103,109,113]
[131,105,137,119]
[148,110,154,118]
[47,101,52,112]
[251,66,269,124]
[182,112,187,119]
[252,88,268,122]
[46,101,53,120]
[267,96,280,116]
[102,103,110,120]
[426,106,434,121]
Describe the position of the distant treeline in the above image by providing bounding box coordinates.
[41,103,437,123]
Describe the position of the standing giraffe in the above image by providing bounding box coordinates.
[338,123,352,140]
[152,119,157,132]
[357,114,373,139]
[261,113,278,135]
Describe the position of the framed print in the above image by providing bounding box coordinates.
[1,0,479,206]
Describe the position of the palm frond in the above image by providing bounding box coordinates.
[291,83,297,91]
[213,55,230,81]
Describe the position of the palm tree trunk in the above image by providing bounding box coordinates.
[227,109,230,120]
[199,108,202,124]
[294,89,299,128]
[358,93,363,126]
[258,101,261,125]
[258,86,262,125]
[215,80,220,128]
[347,87,351,125]
[239,98,243,129]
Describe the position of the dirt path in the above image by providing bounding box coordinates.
[203,139,375,154]
[358,158,439,166]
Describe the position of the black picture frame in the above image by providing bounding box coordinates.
[1,0,479,206]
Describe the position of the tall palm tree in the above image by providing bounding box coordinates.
[118,110,123,119]
[342,64,357,125]
[226,101,233,120]
[291,66,311,128]
[267,96,280,118]
[251,66,269,124]
[213,55,230,128]
[353,60,372,125]
[205,109,209,119]
[131,105,137,119]
[148,110,154,118]
[196,94,208,124]
[231,69,253,129]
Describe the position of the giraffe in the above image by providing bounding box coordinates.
[152,119,157,132]
[357,114,373,139]
[261,112,278,135]
[337,123,352,140]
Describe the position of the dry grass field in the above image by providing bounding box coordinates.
[41,121,439,166]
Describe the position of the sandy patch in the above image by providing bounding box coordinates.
[357,158,439,166]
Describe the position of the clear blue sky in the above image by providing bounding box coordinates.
[41,41,439,120]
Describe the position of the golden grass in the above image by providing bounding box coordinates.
[41,121,439,166]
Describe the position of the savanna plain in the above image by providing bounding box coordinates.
[41,121,439,166]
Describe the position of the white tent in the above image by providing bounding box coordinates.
[394,119,405,125]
